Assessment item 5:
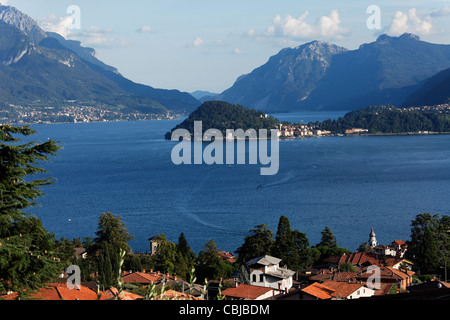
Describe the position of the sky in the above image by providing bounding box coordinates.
[2,0,450,93]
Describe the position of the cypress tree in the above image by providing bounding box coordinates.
[273,216,300,270]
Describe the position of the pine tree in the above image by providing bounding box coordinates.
[317,227,338,248]
[0,125,62,296]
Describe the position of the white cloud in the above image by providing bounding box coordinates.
[38,14,75,38]
[260,10,350,40]
[232,48,242,55]
[387,8,434,36]
[38,14,133,48]
[136,25,153,33]
[186,37,225,49]
[70,26,133,48]
[429,6,450,17]
[193,37,205,47]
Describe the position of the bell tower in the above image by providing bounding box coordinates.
[369,227,377,248]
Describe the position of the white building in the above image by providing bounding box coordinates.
[245,255,295,292]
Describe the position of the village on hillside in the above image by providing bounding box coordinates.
[1,227,448,301]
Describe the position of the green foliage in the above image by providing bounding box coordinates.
[316,227,338,248]
[94,212,134,252]
[235,224,274,265]
[0,124,62,296]
[196,240,233,282]
[273,215,300,270]
[407,213,449,275]
[338,262,356,272]
[315,105,450,134]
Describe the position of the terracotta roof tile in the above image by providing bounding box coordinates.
[301,282,335,300]
[221,284,273,300]
[0,283,109,301]
[155,289,202,300]
[122,272,161,284]
[322,280,364,299]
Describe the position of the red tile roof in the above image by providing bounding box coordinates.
[154,289,202,300]
[221,284,273,300]
[301,282,335,300]
[1,283,109,300]
[325,252,404,267]
[105,287,144,300]
[322,280,365,299]
[122,272,161,284]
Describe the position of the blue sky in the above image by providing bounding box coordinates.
[2,0,450,93]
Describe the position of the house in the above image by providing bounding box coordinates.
[301,282,335,300]
[356,266,415,292]
[154,289,202,300]
[324,251,414,270]
[373,240,408,258]
[221,284,276,300]
[0,283,110,300]
[121,271,162,285]
[218,251,235,263]
[74,247,88,260]
[245,255,295,292]
[321,280,376,300]
[301,281,376,300]
[104,287,144,300]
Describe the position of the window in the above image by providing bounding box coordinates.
[259,274,264,283]
[252,274,257,283]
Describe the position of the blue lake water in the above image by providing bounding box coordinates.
[28,112,450,255]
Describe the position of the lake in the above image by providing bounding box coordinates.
[28,112,450,255]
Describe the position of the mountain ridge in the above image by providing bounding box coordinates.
[216,33,450,112]
[0,5,199,115]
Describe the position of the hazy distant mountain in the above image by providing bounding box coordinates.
[190,90,219,101]
[217,33,450,112]
[403,67,450,107]
[0,5,199,114]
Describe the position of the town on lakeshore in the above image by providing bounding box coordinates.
[1,210,448,301]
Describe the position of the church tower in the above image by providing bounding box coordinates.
[369,227,377,248]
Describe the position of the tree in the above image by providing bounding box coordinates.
[317,227,338,248]
[177,232,196,264]
[94,212,134,289]
[94,212,134,252]
[235,224,274,265]
[273,216,300,270]
[292,230,312,270]
[418,227,440,274]
[407,213,449,275]
[196,240,233,282]
[338,262,356,272]
[0,125,62,296]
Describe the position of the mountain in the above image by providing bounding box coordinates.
[190,90,219,101]
[216,34,450,112]
[0,5,199,114]
[402,67,450,107]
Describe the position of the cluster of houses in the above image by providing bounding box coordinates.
[1,228,449,301]
[276,124,369,138]
[276,124,331,138]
